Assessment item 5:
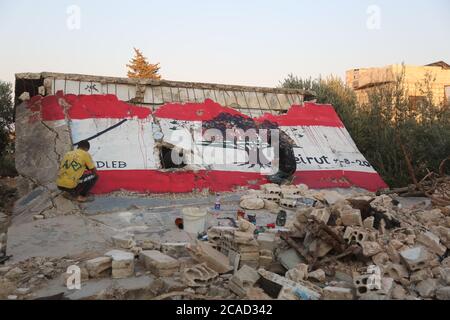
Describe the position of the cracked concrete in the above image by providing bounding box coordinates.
[14,101,71,197]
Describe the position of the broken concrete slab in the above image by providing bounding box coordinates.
[85,257,112,278]
[322,286,354,300]
[416,231,447,256]
[186,241,232,274]
[258,269,322,300]
[140,250,179,277]
[229,265,260,297]
[399,246,430,272]
[182,263,218,287]
[6,215,114,263]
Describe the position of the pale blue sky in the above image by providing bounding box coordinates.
[0,0,449,87]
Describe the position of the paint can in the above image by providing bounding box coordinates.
[214,193,221,210]
[182,207,207,235]
[276,210,287,227]
[247,213,256,225]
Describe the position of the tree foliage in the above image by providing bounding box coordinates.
[280,69,450,188]
[0,80,16,176]
[0,80,13,157]
[126,48,161,79]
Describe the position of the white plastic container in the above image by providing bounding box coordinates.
[182,207,207,235]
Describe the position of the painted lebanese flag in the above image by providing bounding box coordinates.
[28,92,387,193]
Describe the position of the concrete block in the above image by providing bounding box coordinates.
[140,250,179,276]
[261,184,281,194]
[280,198,297,208]
[105,250,135,279]
[361,241,383,257]
[399,246,430,271]
[112,233,135,249]
[258,193,281,203]
[182,263,218,287]
[323,286,354,300]
[229,265,260,297]
[257,232,276,251]
[383,263,409,281]
[85,257,112,278]
[310,208,330,224]
[416,231,447,256]
[187,241,233,274]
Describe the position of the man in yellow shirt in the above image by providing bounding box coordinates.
[56,140,98,202]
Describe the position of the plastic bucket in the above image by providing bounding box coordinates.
[182,207,207,235]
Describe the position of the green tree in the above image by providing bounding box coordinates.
[0,80,14,157]
[280,71,450,188]
[0,80,16,177]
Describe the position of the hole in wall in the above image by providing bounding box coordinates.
[159,145,187,169]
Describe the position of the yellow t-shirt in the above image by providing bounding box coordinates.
[56,149,95,189]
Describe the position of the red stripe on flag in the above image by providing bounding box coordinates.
[91,169,387,194]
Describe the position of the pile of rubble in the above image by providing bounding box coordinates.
[1,182,449,300]
[233,183,450,300]
[0,256,77,300]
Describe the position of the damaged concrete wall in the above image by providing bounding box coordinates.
[14,72,387,199]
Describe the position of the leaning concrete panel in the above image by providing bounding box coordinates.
[14,101,71,193]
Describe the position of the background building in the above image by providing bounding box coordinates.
[346,61,450,106]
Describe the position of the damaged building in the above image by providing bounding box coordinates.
[14,72,387,197]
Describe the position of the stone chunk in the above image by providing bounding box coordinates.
[280,198,297,209]
[416,231,447,256]
[85,256,112,278]
[285,263,309,282]
[322,286,354,300]
[112,233,136,249]
[410,268,433,283]
[384,263,409,281]
[140,250,179,276]
[308,269,326,282]
[416,278,438,298]
[399,246,430,271]
[436,287,450,300]
[229,265,261,297]
[340,208,363,227]
[263,200,279,213]
[5,267,24,280]
[310,208,330,224]
[261,184,281,194]
[186,241,233,274]
[361,241,383,257]
[363,217,375,229]
[182,263,218,287]
[240,197,265,210]
[105,250,135,279]
[257,232,276,251]
[440,268,450,285]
